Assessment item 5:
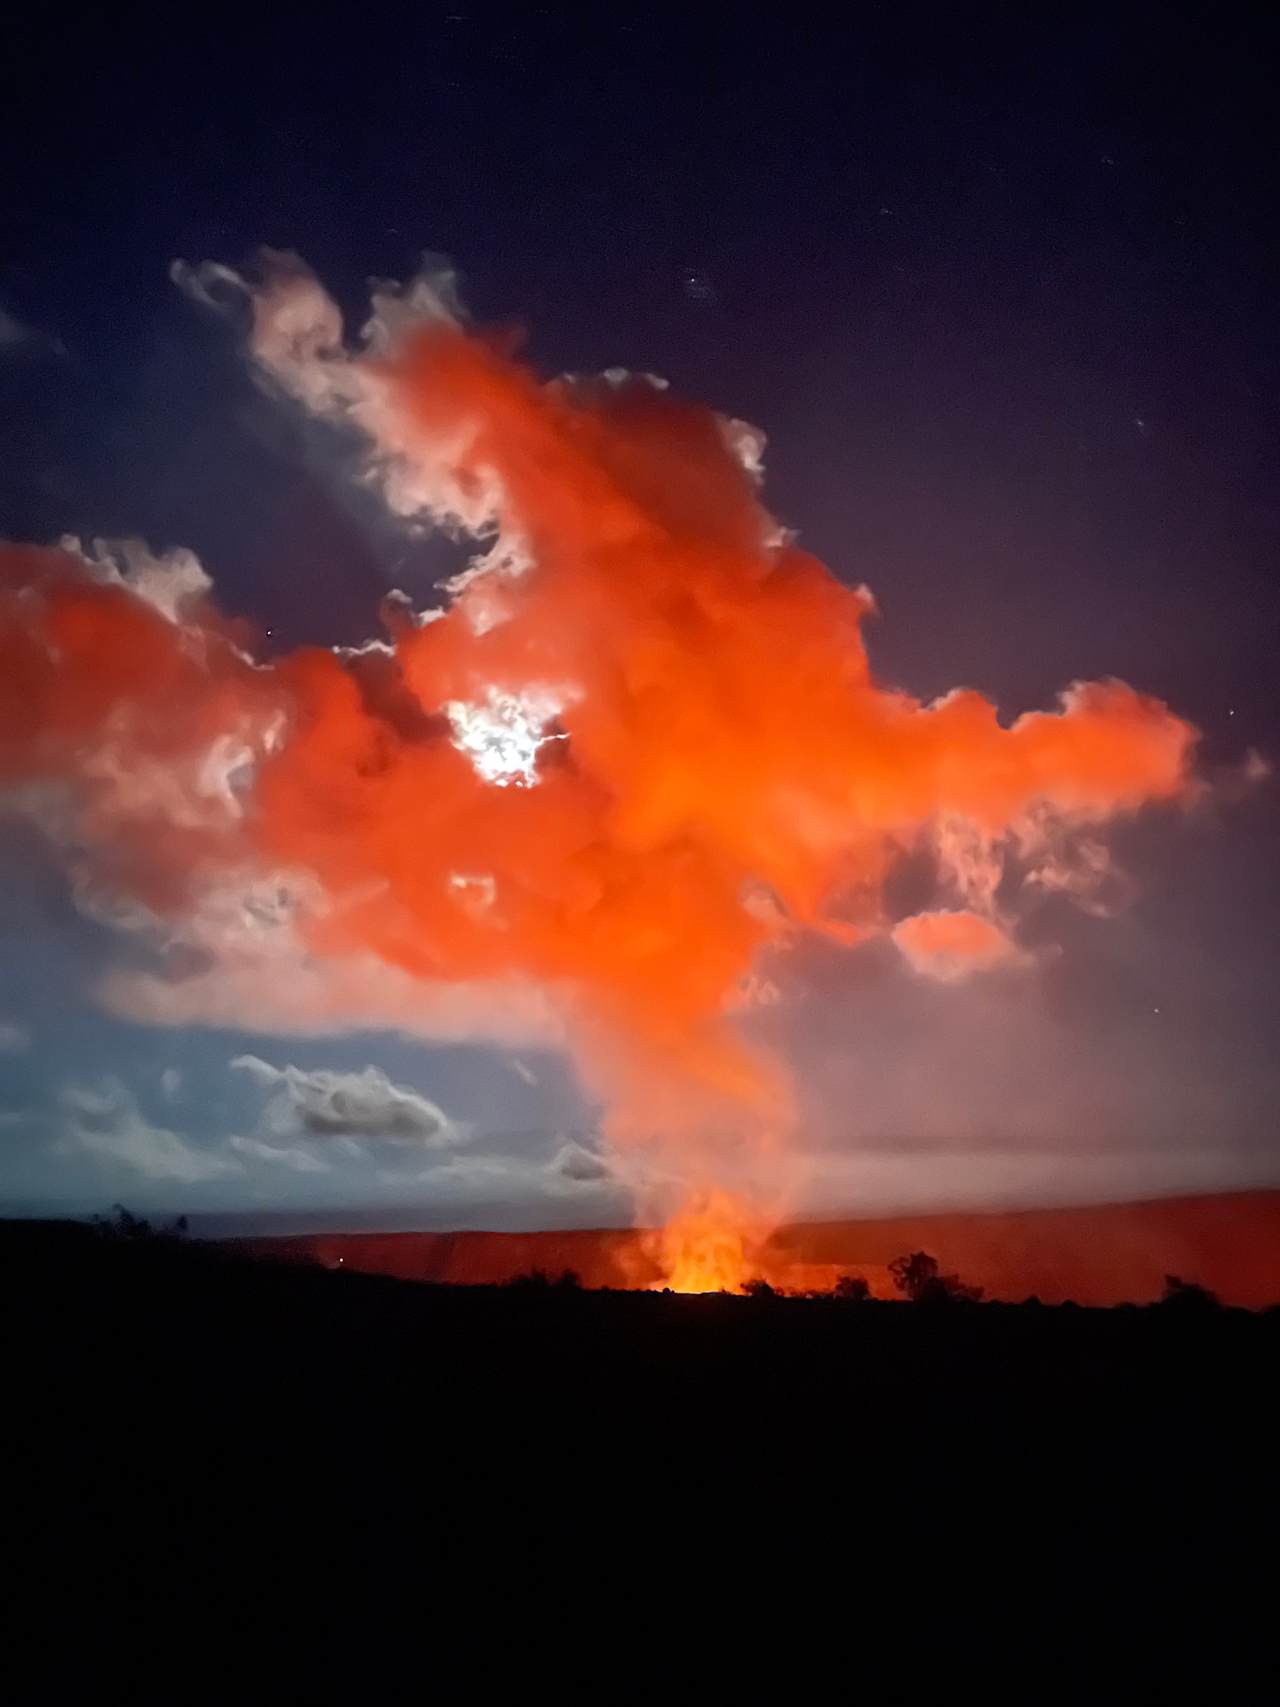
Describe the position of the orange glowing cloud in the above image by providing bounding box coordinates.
[0,257,1199,1160]
[891,909,1023,981]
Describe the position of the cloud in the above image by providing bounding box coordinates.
[172,248,484,531]
[552,1140,612,1183]
[100,936,564,1052]
[400,1141,623,1209]
[228,1133,331,1173]
[90,866,566,1055]
[60,1079,242,1183]
[160,1067,183,1100]
[0,1022,30,1053]
[891,910,1024,982]
[231,1055,456,1144]
[61,537,214,625]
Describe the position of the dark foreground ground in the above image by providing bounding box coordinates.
[3,1221,1277,1700]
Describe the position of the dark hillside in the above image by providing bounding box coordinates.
[2,1221,1274,1693]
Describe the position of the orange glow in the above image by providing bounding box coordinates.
[641,1190,880,1295]
[0,288,1201,1217]
[891,908,1021,980]
[644,1191,767,1293]
[250,1190,1280,1309]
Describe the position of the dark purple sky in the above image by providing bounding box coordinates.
[0,7,1275,1227]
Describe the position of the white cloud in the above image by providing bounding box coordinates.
[228,1133,331,1174]
[160,1067,183,1100]
[98,903,565,1052]
[231,1054,456,1144]
[62,537,213,624]
[60,1079,242,1184]
[0,1022,30,1053]
[172,248,497,533]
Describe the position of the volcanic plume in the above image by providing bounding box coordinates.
[0,254,1199,1282]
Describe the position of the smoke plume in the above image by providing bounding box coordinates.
[1,255,1198,1219]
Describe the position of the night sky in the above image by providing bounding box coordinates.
[0,7,1276,1231]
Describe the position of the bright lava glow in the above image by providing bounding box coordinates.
[647,1191,761,1293]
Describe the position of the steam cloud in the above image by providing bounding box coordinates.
[1,253,1198,1179]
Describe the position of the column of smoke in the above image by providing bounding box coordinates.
[0,253,1198,1290]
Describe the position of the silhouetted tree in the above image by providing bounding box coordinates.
[889,1250,983,1304]
[743,1277,777,1298]
[1159,1274,1221,1310]
[834,1275,871,1303]
[889,1251,933,1298]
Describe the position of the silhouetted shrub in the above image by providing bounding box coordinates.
[743,1278,777,1298]
[1159,1275,1221,1311]
[834,1275,871,1303]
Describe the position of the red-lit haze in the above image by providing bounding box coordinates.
[250,1190,1280,1309]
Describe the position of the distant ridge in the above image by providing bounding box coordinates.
[228,1187,1280,1306]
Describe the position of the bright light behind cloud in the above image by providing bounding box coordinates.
[444,686,568,787]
